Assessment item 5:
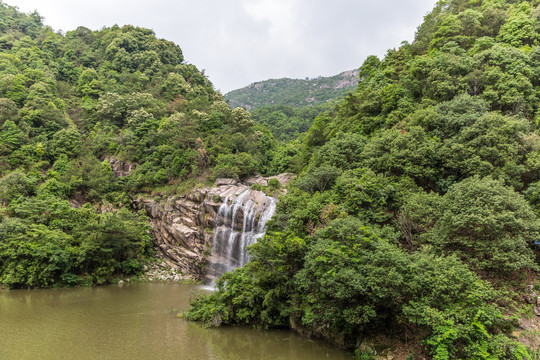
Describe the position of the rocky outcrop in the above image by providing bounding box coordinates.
[133,189,216,279]
[245,173,295,186]
[107,157,136,177]
[134,174,292,280]
[214,178,239,186]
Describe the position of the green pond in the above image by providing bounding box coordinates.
[0,283,354,360]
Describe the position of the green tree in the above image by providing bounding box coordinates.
[0,170,34,203]
[76,68,101,96]
[51,128,82,159]
[498,5,538,46]
[0,97,19,126]
[333,168,395,223]
[310,132,366,170]
[211,152,259,180]
[0,120,24,154]
[294,217,408,345]
[423,176,538,273]
[403,252,529,360]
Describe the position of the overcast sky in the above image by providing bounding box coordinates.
[4,0,437,93]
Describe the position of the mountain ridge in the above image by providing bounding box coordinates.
[225,69,359,110]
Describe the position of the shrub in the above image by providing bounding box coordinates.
[423,176,538,273]
[211,152,258,180]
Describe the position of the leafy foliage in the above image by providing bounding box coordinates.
[188,0,540,358]
[0,1,280,288]
[0,197,152,288]
[225,70,359,110]
[422,176,538,273]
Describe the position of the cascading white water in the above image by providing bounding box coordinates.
[206,189,276,282]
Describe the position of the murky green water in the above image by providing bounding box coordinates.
[0,283,354,360]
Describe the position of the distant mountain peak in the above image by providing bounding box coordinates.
[225,70,359,110]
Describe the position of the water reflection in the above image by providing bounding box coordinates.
[0,283,354,360]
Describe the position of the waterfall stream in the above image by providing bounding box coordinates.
[206,189,276,283]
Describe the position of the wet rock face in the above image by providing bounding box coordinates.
[205,186,277,284]
[134,174,292,280]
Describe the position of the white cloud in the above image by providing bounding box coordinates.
[3,0,437,92]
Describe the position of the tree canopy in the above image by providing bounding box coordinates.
[0,1,277,287]
[187,0,540,358]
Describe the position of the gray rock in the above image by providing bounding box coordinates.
[273,173,296,186]
[107,157,136,177]
[245,175,267,186]
[215,178,239,186]
[134,174,293,280]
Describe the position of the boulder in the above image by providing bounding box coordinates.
[215,178,239,186]
[245,175,267,186]
[273,173,296,186]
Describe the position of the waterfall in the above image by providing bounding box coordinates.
[206,189,276,283]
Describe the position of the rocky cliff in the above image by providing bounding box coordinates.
[133,174,294,280]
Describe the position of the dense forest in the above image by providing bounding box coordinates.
[224,70,359,110]
[2,0,540,358]
[187,0,540,358]
[0,1,280,288]
[249,103,336,142]
[226,71,359,142]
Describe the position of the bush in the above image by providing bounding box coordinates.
[294,217,408,342]
[404,251,529,360]
[267,177,281,189]
[0,170,34,203]
[295,165,342,194]
[211,152,259,180]
[186,231,307,328]
[422,176,538,273]
[310,132,367,170]
[0,219,77,288]
[333,168,395,223]
[0,198,152,288]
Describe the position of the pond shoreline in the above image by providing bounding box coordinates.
[1,283,355,360]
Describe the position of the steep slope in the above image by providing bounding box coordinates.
[0,1,277,288]
[224,69,359,110]
[188,0,540,358]
[225,70,358,142]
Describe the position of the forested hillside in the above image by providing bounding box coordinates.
[225,70,359,110]
[3,0,540,357]
[226,71,359,142]
[187,0,540,358]
[0,2,277,288]
[249,103,336,142]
